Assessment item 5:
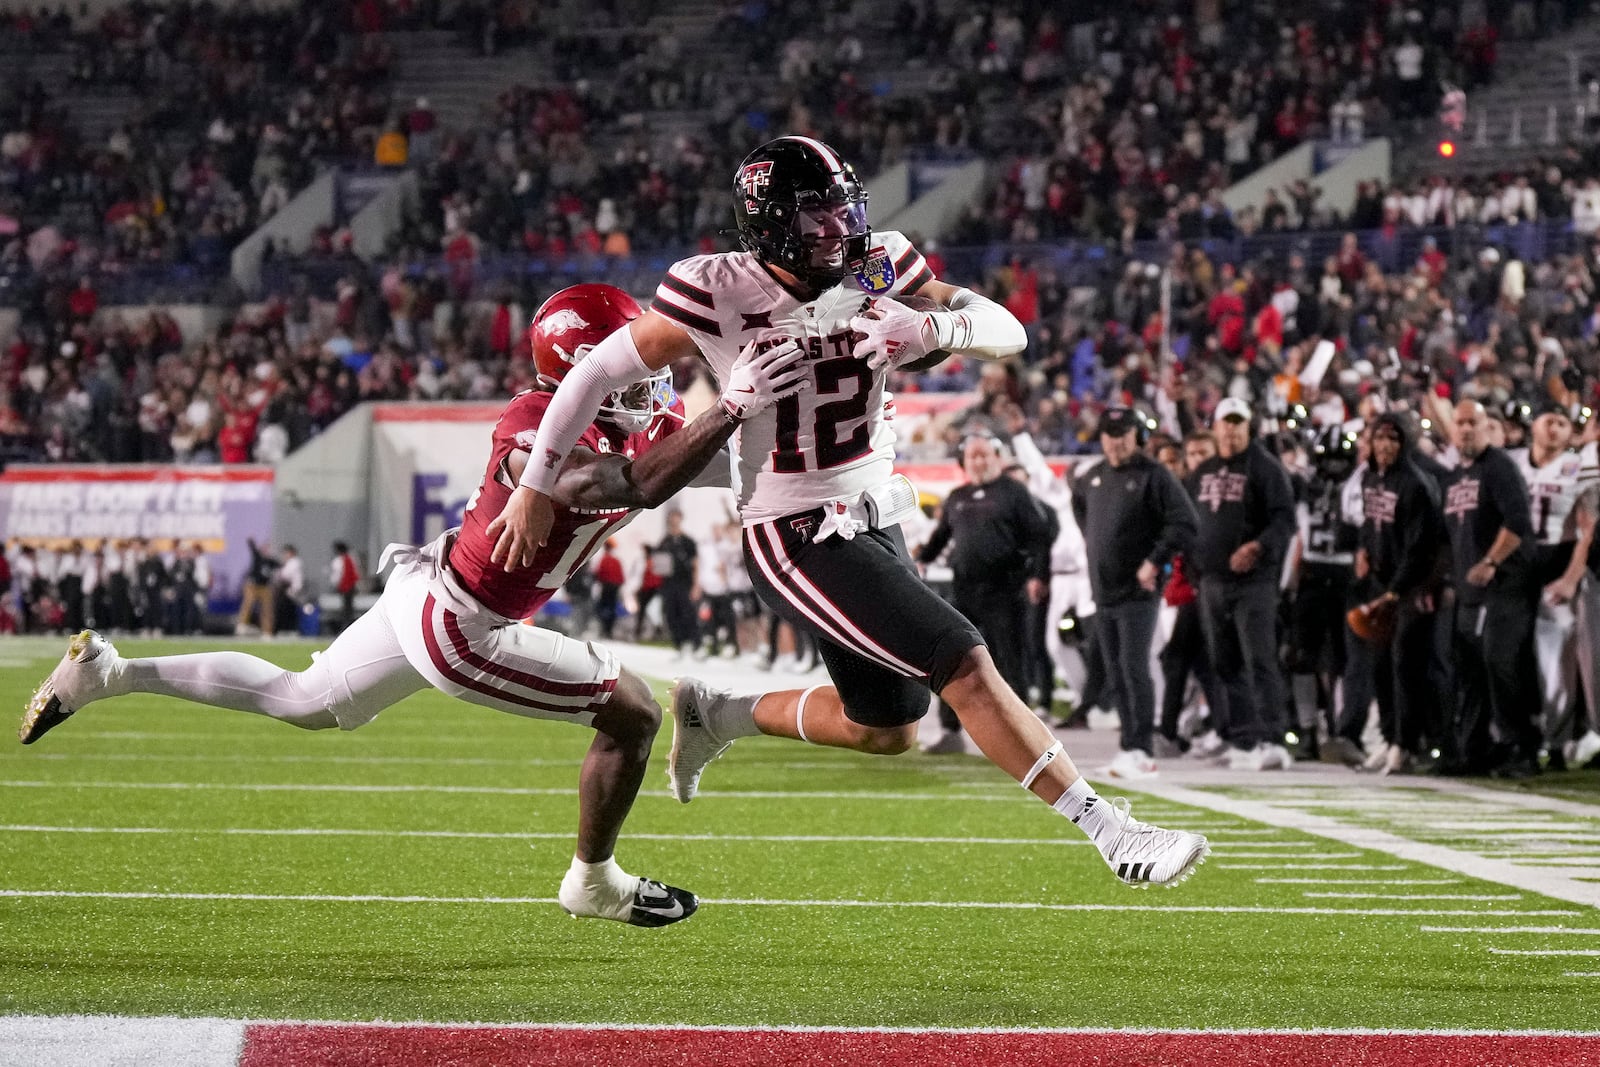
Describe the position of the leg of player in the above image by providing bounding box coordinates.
[752,685,916,754]
[938,645,1210,888]
[559,669,698,928]
[19,628,381,741]
[665,680,916,804]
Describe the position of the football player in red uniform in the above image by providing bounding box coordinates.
[20,282,808,927]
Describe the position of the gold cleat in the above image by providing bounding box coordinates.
[19,630,105,745]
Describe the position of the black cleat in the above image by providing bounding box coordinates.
[626,879,699,928]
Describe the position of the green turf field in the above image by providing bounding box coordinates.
[0,637,1596,1031]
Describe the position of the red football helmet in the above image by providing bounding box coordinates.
[529,283,671,433]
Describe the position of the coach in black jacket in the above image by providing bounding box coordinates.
[1355,412,1445,772]
[1441,399,1540,776]
[1072,407,1197,763]
[1188,398,1298,766]
[919,433,1055,739]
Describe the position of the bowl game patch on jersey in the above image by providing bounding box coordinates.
[854,245,895,294]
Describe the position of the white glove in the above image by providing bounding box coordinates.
[719,338,810,421]
[849,298,940,372]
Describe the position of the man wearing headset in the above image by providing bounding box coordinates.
[1071,407,1198,779]
[915,431,1056,752]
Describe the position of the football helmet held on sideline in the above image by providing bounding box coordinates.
[732,136,871,291]
[529,283,674,434]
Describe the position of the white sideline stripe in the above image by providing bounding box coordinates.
[1301,892,1521,901]
[1218,864,1407,870]
[1488,948,1600,957]
[1142,782,1600,910]
[7,1015,1600,1038]
[1566,971,1600,977]
[1421,926,1600,934]
[0,824,1105,847]
[1256,878,1461,885]
[1252,781,1600,821]
[0,780,1032,802]
[0,889,1581,917]
[0,1016,244,1067]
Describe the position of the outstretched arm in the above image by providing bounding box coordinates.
[502,403,739,512]
[489,324,808,570]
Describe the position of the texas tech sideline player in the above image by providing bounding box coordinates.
[19,282,808,927]
[492,135,1210,889]
[1508,404,1600,766]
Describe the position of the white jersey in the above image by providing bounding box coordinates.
[652,231,934,523]
[1510,442,1600,545]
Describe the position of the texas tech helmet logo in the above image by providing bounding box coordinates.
[738,160,775,208]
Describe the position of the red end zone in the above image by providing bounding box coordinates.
[239,1024,1600,1067]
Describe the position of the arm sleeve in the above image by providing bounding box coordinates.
[1254,453,1299,559]
[918,509,953,564]
[1014,485,1056,581]
[1389,472,1440,596]
[1009,430,1061,498]
[1491,455,1534,538]
[928,287,1027,360]
[519,324,651,495]
[1070,466,1089,530]
[1147,467,1199,567]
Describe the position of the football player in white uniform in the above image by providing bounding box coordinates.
[491,136,1209,889]
[1509,405,1600,766]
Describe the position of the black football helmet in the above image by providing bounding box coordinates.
[732,136,871,290]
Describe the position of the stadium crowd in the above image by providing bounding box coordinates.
[3,0,1600,777]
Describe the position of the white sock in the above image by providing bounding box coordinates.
[707,690,763,739]
[1052,777,1118,848]
[559,855,639,919]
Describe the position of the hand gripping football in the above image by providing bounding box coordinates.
[883,294,951,372]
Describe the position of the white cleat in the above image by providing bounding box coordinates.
[20,630,121,745]
[1567,731,1600,769]
[1098,796,1210,888]
[667,678,735,803]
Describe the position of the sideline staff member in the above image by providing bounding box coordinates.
[918,433,1055,750]
[1072,407,1197,777]
[1189,398,1297,770]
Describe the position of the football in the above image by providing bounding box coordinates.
[890,293,952,372]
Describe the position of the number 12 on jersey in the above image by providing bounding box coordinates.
[770,356,875,473]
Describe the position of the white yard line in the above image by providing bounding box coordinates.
[1487,948,1600,957]
[1256,878,1460,885]
[0,779,1029,803]
[1421,926,1600,934]
[0,824,1103,847]
[1218,863,1407,870]
[1301,892,1521,901]
[0,888,1581,917]
[1142,782,1600,909]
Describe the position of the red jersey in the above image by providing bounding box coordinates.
[449,389,684,619]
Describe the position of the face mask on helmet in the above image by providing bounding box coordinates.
[796,201,870,272]
[598,366,675,434]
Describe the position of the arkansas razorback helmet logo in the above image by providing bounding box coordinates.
[540,309,590,335]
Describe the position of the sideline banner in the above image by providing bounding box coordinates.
[0,465,275,600]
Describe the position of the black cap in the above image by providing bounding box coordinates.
[1099,407,1140,437]
[1534,400,1573,421]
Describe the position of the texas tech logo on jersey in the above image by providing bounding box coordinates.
[738,161,774,209]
